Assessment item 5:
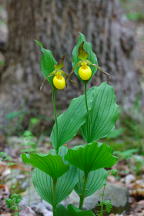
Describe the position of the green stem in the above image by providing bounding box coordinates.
[79,172,89,209]
[100,184,106,216]
[53,206,57,216]
[52,88,59,154]
[84,82,90,139]
[52,178,57,216]
[84,82,89,114]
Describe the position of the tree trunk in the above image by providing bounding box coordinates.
[0,0,140,132]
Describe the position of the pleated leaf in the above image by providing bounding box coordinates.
[40,47,57,83]
[55,166,78,203]
[65,142,117,173]
[22,153,69,179]
[50,88,95,150]
[33,168,53,205]
[81,82,119,143]
[72,33,98,78]
[56,204,95,216]
[32,166,78,206]
[75,168,107,197]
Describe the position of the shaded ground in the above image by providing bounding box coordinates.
[0,132,144,215]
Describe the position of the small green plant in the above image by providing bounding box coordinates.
[29,117,40,130]
[0,151,12,161]
[130,155,144,175]
[0,151,15,167]
[4,110,28,135]
[127,12,144,21]
[20,130,37,153]
[114,148,138,160]
[4,108,42,136]
[22,33,119,215]
[6,194,22,216]
[0,59,5,66]
[98,200,112,216]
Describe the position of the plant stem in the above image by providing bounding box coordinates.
[52,178,57,216]
[100,184,106,216]
[79,172,89,209]
[84,82,89,114]
[84,82,90,139]
[52,88,59,154]
[53,206,57,216]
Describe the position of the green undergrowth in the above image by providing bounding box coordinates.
[104,103,144,154]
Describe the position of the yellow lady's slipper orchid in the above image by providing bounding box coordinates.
[78,62,92,81]
[53,74,66,90]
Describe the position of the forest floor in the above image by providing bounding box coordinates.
[0,0,144,216]
[0,128,144,216]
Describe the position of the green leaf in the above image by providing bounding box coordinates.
[56,205,68,216]
[75,168,107,197]
[5,111,25,120]
[67,204,95,216]
[58,146,69,159]
[103,200,112,213]
[56,204,95,216]
[72,33,98,78]
[51,82,119,150]
[55,166,78,204]
[65,142,117,173]
[78,43,89,60]
[40,48,57,82]
[34,40,43,48]
[106,128,124,139]
[22,153,69,179]
[50,88,94,150]
[32,166,78,205]
[81,82,119,142]
[33,169,53,205]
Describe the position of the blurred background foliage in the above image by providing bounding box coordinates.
[120,0,144,22]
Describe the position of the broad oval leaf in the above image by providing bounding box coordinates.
[72,33,98,78]
[65,142,117,173]
[32,166,78,206]
[40,47,57,83]
[33,168,53,205]
[50,88,94,150]
[56,166,78,204]
[75,168,107,197]
[81,82,119,143]
[22,153,69,179]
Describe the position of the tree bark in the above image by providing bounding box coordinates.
[0,0,140,132]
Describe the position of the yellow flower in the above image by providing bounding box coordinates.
[78,63,92,81]
[53,74,66,90]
